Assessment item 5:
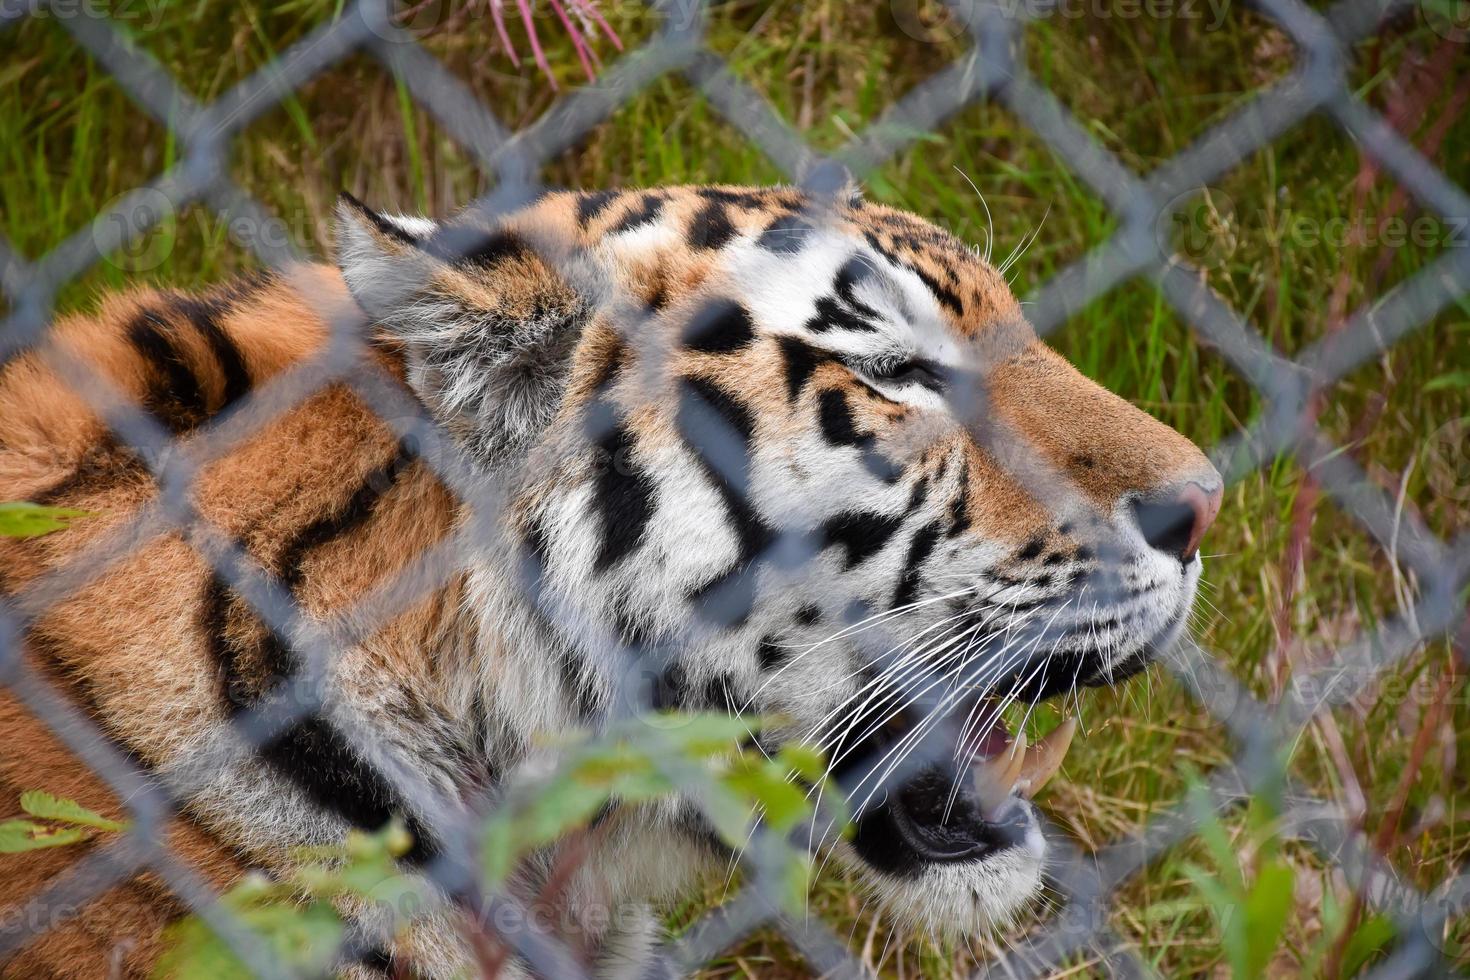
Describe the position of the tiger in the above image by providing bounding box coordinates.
[0,183,1221,979]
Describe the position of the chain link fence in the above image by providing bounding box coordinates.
[0,0,1467,976]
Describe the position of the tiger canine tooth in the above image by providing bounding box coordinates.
[1016,717,1077,800]
[972,730,1027,812]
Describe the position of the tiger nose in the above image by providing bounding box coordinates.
[1128,479,1223,564]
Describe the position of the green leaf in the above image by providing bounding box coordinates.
[1423,370,1470,393]
[1180,862,1247,977]
[154,915,260,980]
[776,743,826,783]
[480,817,517,885]
[1188,788,1245,895]
[654,713,761,756]
[518,777,616,848]
[0,819,90,852]
[20,790,128,832]
[155,894,345,979]
[1240,859,1294,979]
[722,761,809,833]
[1340,913,1396,977]
[0,502,91,538]
[775,853,812,916]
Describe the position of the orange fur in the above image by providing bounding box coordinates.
[0,269,464,978]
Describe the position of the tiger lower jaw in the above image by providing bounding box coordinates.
[838,708,1079,934]
[834,584,1196,933]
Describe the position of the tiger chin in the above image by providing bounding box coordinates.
[0,184,1220,978]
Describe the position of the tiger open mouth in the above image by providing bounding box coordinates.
[835,606,1189,879]
[842,696,1078,875]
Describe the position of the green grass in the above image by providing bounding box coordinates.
[4,0,1469,975]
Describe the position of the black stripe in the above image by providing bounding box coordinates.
[590,417,657,573]
[833,257,881,318]
[612,599,653,651]
[424,225,531,268]
[1017,535,1046,562]
[174,294,252,410]
[776,335,827,403]
[822,510,905,568]
[576,190,621,227]
[892,520,941,609]
[818,388,866,447]
[203,570,250,712]
[804,295,878,334]
[757,635,788,670]
[30,440,145,505]
[862,231,964,316]
[948,479,972,537]
[910,264,964,316]
[609,193,665,235]
[340,192,421,245]
[906,477,929,512]
[688,562,756,629]
[681,375,756,447]
[277,441,416,588]
[683,299,756,355]
[204,564,440,864]
[677,376,773,565]
[689,200,737,250]
[258,715,438,864]
[200,448,438,862]
[557,648,601,719]
[758,212,812,253]
[127,309,207,432]
[348,945,395,978]
[699,674,736,711]
[696,187,768,208]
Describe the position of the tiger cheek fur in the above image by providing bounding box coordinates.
[0,185,1220,976]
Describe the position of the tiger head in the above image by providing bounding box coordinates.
[336,185,1221,933]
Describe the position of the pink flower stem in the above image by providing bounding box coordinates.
[516,0,557,91]
[546,0,597,81]
[489,0,520,68]
[572,0,623,50]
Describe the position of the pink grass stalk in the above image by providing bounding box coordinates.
[488,0,624,87]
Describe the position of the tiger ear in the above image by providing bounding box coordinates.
[334,192,442,319]
[334,192,588,466]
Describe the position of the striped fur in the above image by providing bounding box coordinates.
[0,185,1219,977]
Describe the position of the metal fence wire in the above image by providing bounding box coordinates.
[1,0,1468,976]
